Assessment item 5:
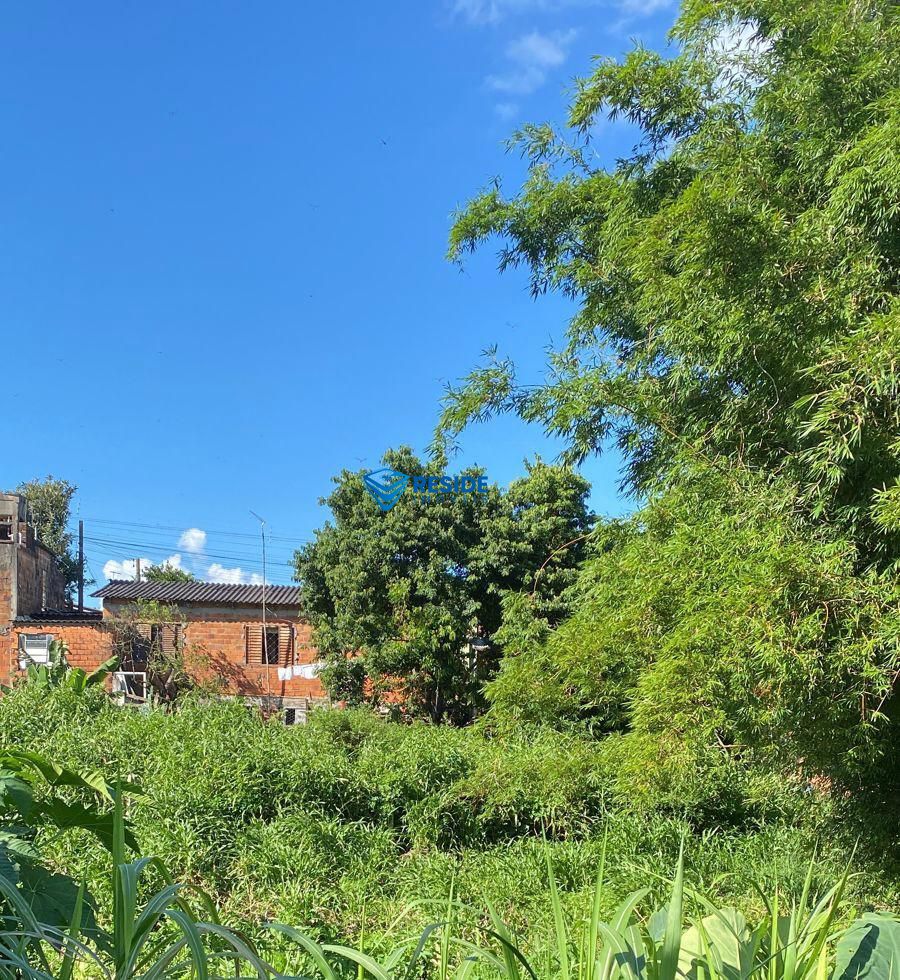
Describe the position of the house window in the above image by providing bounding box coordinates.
[263,627,280,665]
[150,624,182,655]
[112,671,147,700]
[18,634,53,669]
[0,515,12,542]
[245,623,293,666]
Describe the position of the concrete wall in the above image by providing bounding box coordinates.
[15,537,68,615]
[0,494,24,623]
[0,493,68,620]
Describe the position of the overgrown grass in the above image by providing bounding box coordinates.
[2,687,898,961]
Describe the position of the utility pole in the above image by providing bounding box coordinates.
[78,520,84,613]
[135,558,141,582]
[250,510,270,696]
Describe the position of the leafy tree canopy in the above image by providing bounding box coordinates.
[13,476,80,592]
[294,448,592,723]
[143,564,196,583]
[439,0,900,789]
[488,468,900,794]
[439,0,900,566]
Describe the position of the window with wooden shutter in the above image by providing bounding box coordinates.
[245,623,293,665]
[245,624,262,664]
[278,624,294,665]
[151,624,182,655]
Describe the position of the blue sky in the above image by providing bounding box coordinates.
[3,0,676,591]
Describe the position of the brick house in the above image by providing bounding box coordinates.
[1,492,109,677]
[2,492,327,720]
[92,579,327,717]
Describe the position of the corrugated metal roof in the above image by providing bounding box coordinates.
[14,608,104,623]
[92,580,301,606]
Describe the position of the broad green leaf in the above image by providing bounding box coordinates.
[834,913,900,980]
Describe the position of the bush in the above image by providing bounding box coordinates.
[3,688,899,957]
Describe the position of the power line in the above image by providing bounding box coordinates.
[85,546,296,587]
[70,517,310,546]
[82,539,288,568]
[81,534,296,567]
[67,521,308,564]
[81,542,293,578]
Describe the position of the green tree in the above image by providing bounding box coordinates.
[14,476,80,593]
[439,0,900,786]
[488,469,900,795]
[143,563,196,583]
[439,0,900,567]
[294,448,592,723]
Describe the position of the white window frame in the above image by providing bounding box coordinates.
[112,671,148,701]
[18,634,53,669]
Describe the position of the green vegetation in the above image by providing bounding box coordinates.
[432,0,900,837]
[143,564,197,583]
[295,448,592,722]
[12,476,80,594]
[1,690,900,977]
[5,0,900,973]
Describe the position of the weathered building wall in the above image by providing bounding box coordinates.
[101,599,326,701]
[4,620,114,686]
[0,494,24,623]
[0,553,12,628]
[0,492,69,620]
[15,536,68,616]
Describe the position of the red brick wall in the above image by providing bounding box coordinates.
[5,622,115,685]
[4,604,327,703]
[102,600,326,700]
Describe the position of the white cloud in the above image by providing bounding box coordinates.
[178,528,207,554]
[487,65,545,95]
[617,0,672,15]
[487,28,577,97]
[206,563,264,586]
[103,553,186,581]
[103,557,150,581]
[453,0,519,24]
[157,554,185,571]
[453,0,569,24]
[453,0,671,25]
[508,28,574,67]
[495,101,520,119]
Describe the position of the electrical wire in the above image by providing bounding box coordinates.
[72,514,307,585]
[67,522,305,561]
[81,533,295,567]
[71,517,309,545]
